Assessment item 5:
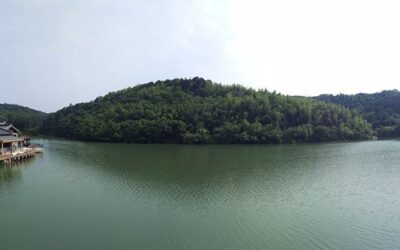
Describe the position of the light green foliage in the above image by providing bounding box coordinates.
[317,90,400,137]
[42,78,373,143]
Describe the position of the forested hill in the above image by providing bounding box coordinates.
[0,104,47,134]
[42,78,373,143]
[316,90,400,137]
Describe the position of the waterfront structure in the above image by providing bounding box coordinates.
[0,122,20,137]
[0,122,36,163]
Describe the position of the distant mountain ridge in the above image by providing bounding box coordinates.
[5,80,400,141]
[41,77,373,143]
[0,103,47,135]
[316,90,400,137]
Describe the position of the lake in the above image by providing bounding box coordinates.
[1,139,400,250]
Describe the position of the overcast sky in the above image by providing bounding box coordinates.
[1,0,400,112]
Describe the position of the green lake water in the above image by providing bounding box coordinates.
[1,139,400,250]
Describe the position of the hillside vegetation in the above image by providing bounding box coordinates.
[42,78,373,143]
[0,104,47,135]
[316,90,400,137]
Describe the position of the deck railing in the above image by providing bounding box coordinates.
[0,148,36,163]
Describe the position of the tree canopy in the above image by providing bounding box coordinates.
[316,90,400,137]
[0,103,47,135]
[42,78,373,143]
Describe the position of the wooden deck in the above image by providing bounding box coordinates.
[0,148,36,163]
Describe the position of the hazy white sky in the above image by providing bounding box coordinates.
[1,0,400,112]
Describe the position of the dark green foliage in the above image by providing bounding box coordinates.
[42,78,373,143]
[316,90,400,138]
[0,104,47,135]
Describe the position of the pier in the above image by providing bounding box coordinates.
[0,136,37,164]
[0,148,36,163]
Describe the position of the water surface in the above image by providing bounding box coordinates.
[1,139,400,250]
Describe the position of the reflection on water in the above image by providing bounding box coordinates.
[1,139,400,250]
[0,157,38,184]
[0,165,22,183]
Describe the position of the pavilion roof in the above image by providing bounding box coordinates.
[0,128,12,136]
[0,124,20,134]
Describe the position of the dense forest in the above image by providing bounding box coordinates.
[0,104,47,134]
[41,78,373,143]
[316,90,400,137]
